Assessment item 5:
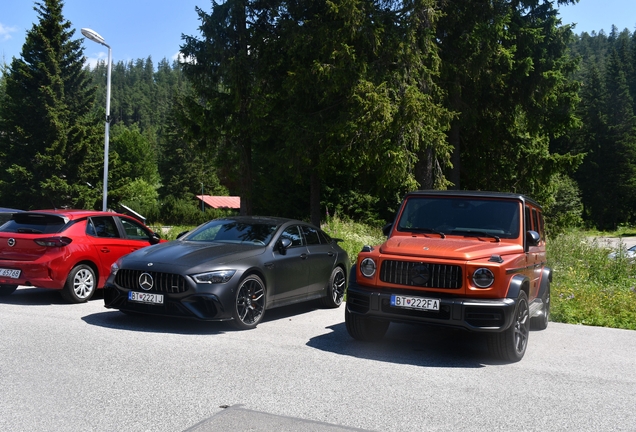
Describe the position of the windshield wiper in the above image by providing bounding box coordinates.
[404,227,446,239]
[450,229,500,242]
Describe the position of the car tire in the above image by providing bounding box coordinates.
[0,284,18,296]
[232,274,266,330]
[321,266,346,308]
[488,291,530,362]
[531,283,550,330]
[61,264,97,304]
[345,307,389,342]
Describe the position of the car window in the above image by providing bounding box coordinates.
[396,197,520,239]
[318,230,332,244]
[185,220,277,244]
[119,217,151,241]
[281,226,303,247]
[0,213,67,234]
[301,225,321,245]
[88,217,121,238]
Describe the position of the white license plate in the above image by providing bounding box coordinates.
[391,294,440,311]
[0,268,21,279]
[129,291,164,304]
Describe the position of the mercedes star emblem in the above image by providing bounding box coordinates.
[410,263,430,286]
[138,273,154,291]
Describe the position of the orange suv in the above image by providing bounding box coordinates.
[345,190,551,362]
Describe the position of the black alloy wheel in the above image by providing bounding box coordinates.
[488,291,530,362]
[232,275,266,330]
[322,266,346,308]
[531,283,550,330]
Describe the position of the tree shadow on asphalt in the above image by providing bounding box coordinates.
[81,299,325,336]
[307,321,509,368]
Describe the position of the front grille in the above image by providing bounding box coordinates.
[115,269,188,293]
[379,260,462,289]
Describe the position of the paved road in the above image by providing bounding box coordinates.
[1,286,636,432]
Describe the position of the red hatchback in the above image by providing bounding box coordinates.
[0,210,163,303]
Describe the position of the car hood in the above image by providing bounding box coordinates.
[379,236,524,261]
[122,240,266,268]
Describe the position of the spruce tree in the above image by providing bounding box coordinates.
[0,0,102,210]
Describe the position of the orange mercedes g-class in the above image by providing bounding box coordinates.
[345,190,551,362]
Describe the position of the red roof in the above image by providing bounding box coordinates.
[197,195,241,209]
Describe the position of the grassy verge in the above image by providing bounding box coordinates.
[321,217,386,262]
[548,230,636,330]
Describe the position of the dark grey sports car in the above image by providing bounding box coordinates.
[103,216,349,329]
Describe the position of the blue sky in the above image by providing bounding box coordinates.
[0,0,635,70]
[0,0,205,69]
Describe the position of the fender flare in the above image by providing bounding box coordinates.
[507,274,530,299]
[536,267,552,299]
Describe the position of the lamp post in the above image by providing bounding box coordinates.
[81,28,111,212]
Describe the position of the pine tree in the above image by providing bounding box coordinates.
[0,0,102,209]
[600,48,636,228]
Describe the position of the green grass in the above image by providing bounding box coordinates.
[321,216,386,261]
[548,230,636,330]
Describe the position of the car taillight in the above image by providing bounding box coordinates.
[34,237,73,247]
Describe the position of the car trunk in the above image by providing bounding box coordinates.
[0,213,69,261]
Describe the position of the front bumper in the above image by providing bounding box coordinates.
[346,283,518,332]
[103,283,236,321]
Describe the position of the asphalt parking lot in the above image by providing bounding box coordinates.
[1,286,636,432]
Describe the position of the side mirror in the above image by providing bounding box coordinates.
[150,232,162,245]
[176,231,189,239]
[526,230,540,247]
[382,223,393,237]
[277,238,292,254]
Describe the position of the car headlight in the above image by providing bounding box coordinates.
[110,260,121,277]
[360,258,376,278]
[192,270,236,284]
[472,268,494,288]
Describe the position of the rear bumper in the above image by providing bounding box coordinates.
[0,260,66,289]
[346,283,517,332]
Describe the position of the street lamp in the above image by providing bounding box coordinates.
[81,28,111,212]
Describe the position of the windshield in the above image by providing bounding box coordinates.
[0,213,68,234]
[396,197,521,239]
[182,220,278,245]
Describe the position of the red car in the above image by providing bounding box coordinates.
[0,210,163,303]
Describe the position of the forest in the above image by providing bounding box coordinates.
[0,0,635,231]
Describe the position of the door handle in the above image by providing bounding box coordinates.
[300,253,307,260]
[328,252,335,257]
[100,248,110,253]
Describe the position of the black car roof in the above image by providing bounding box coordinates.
[217,215,314,226]
[404,190,542,209]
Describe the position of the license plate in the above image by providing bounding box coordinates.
[129,291,164,304]
[0,268,21,279]
[391,294,440,311]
